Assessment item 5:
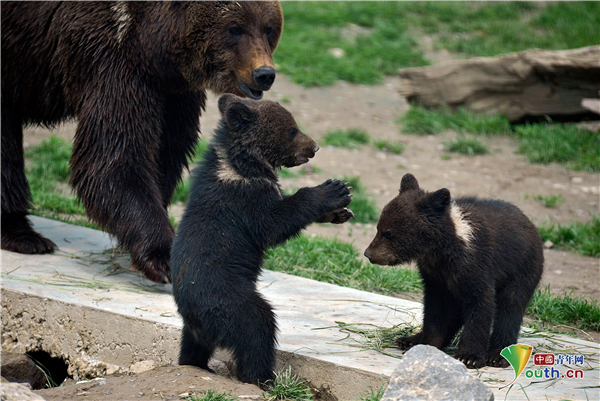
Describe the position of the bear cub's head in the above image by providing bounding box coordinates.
[218,93,319,169]
[364,173,452,266]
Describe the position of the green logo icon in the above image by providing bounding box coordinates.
[499,344,533,389]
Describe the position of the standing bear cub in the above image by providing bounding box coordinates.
[365,174,543,369]
[171,94,353,384]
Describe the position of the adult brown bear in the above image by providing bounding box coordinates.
[1,1,283,283]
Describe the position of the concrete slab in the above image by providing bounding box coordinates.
[2,217,599,400]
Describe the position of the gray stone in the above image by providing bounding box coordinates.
[398,45,600,122]
[0,382,47,401]
[0,352,47,390]
[382,345,493,401]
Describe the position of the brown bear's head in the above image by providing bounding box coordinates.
[364,174,451,266]
[182,1,283,99]
[218,93,319,169]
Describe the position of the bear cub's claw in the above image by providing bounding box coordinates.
[396,333,424,350]
[456,353,486,369]
[486,351,510,368]
[317,179,352,211]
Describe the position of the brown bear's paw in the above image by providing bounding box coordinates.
[396,332,424,350]
[317,179,353,211]
[1,215,57,254]
[456,352,486,369]
[486,350,510,368]
[131,250,172,284]
[1,231,57,254]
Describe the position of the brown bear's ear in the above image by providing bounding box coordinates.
[420,188,451,214]
[218,93,243,115]
[225,102,256,132]
[400,173,419,193]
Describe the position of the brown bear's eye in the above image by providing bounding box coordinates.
[383,230,393,239]
[229,26,244,38]
[288,128,297,138]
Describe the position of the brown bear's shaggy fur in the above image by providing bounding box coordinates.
[365,174,543,369]
[1,1,283,283]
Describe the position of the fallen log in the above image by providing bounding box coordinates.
[398,46,600,122]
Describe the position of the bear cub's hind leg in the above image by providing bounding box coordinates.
[179,324,213,372]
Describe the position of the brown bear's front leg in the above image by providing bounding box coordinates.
[157,91,204,208]
[70,77,174,283]
[1,107,57,254]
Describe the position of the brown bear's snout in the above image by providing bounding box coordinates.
[253,66,276,91]
[364,250,372,261]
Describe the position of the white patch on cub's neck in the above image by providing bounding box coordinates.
[112,2,131,44]
[214,147,276,186]
[450,201,474,246]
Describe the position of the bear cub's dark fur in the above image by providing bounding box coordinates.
[171,94,353,383]
[365,174,543,369]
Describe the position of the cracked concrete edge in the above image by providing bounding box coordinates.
[1,289,388,400]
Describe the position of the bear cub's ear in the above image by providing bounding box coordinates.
[218,93,242,114]
[399,173,419,193]
[218,94,256,132]
[420,188,451,214]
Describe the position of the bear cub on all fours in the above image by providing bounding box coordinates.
[364,174,543,369]
[171,94,353,384]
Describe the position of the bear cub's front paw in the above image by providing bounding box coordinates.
[456,352,486,369]
[317,179,352,211]
[396,332,424,350]
[317,207,354,224]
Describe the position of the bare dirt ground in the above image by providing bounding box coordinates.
[23,74,599,400]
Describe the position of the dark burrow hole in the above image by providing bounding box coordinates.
[511,112,600,125]
[26,350,70,387]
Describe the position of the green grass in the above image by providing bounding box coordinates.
[358,384,386,401]
[538,216,600,257]
[524,194,565,209]
[190,139,209,163]
[265,367,314,401]
[322,128,371,149]
[24,136,95,227]
[373,139,405,155]
[444,136,490,156]
[276,2,600,85]
[526,286,600,332]
[277,2,427,86]
[342,176,379,225]
[265,235,423,295]
[399,106,600,172]
[513,124,600,173]
[185,390,236,401]
[399,105,511,136]
[322,128,404,156]
[171,178,191,204]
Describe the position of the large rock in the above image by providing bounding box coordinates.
[382,345,493,401]
[398,46,600,121]
[1,352,47,390]
[1,382,47,401]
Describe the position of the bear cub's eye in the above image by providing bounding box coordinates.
[383,230,393,239]
[288,128,297,138]
[229,26,244,38]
